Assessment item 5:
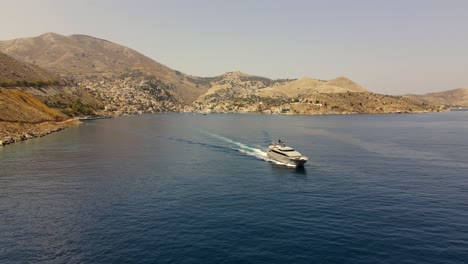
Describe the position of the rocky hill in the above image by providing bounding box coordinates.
[0,88,65,123]
[194,72,366,103]
[0,51,61,87]
[258,76,368,98]
[0,51,104,117]
[193,71,293,101]
[0,88,79,145]
[406,88,468,107]
[1,33,441,117]
[0,32,446,145]
[0,33,208,103]
[192,72,436,114]
[0,53,82,145]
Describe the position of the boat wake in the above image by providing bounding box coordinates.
[205,132,295,167]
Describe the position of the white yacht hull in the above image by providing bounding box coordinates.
[267,149,308,167]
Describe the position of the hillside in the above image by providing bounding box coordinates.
[293,92,434,114]
[192,72,434,114]
[194,72,367,103]
[0,88,79,145]
[0,53,82,145]
[194,71,292,100]
[192,71,360,101]
[0,51,61,87]
[0,50,104,117]
[406,88,468,107]
[0,33,440,116]
[0,33,207,103]
[258,76,368,97]
[0,88,65,123]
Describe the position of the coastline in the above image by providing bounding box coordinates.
[0,119,81,146]
[187,108,447,115]
[0,108,451,147]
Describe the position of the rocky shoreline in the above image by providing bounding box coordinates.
[0,106,449,147]
[0,119,80,146]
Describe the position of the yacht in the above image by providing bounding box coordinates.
[267,140,308,167]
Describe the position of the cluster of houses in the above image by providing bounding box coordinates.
[78,76,181,116]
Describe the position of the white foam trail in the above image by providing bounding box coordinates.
[206,132,294,166]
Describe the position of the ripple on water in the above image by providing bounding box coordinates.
[1,113,468,264]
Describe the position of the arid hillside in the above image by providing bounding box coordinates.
[192,71,435,114]
[0,88,80,145]
[0,50,103,117]
[406,88,468,107]
[0,33,444,117]
[258,76,368,97]
[0,53,82,145]
[194,72,367,102]
[293,92,435,114]
[0,51,61,87]
[0,33,208,103]
[0,88,65,123]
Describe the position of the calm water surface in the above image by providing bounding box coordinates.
[1,112,468,263]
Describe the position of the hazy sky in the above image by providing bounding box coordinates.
[1,0,467,94]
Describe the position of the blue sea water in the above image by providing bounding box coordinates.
[1,112,468,263]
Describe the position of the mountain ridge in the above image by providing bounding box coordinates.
[0,33,442,116]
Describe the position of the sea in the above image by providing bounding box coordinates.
[1,112,467,263]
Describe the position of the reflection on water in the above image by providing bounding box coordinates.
[294,166,307,175]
